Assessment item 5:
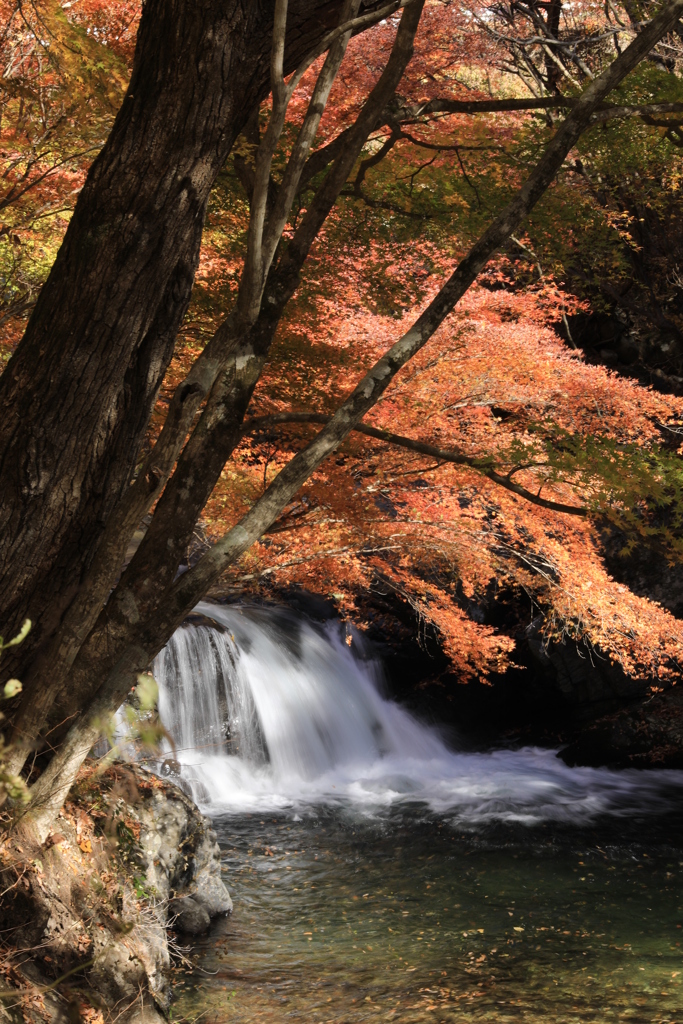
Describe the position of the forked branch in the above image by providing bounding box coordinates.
[241,0,360,318]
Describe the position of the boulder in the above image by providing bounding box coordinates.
[561,685,683,768]
[0,763,232,1022]
[168,897,211,935]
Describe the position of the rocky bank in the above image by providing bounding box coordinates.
[0,763,231,1024]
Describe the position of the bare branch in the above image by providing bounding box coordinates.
[402,97,683,121]
[594,102,683,125]
[233,544,403,583]
[240,0,291,317]
[271,0,288,110]
[296,99,683,203]
[261,0,361,271]
[241,0,362,320]
[284,0,413,92]
[351,127,401,193]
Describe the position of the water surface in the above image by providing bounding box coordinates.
[173,813,683,1024]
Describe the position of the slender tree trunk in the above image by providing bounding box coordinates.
[27,0,683,839]
[0,0,367,681]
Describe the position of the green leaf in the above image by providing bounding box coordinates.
[135,673,159,712]
[3,679,22,699]
[4,618,31,649]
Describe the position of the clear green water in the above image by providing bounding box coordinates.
[174,812,683,1024]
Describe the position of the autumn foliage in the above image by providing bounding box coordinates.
[2,0,683,688]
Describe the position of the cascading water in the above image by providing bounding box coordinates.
[150,601,683,823]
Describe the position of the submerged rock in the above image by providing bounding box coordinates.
[169,896,211,934]
[118,1005,167,1024]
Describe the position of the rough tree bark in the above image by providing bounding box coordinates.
[25,0,683,839]
[0,0,387,679]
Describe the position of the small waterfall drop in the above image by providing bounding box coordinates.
[151,602,683,822]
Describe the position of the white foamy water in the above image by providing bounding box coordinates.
[150,602,683,823]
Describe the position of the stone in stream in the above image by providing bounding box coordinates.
[169,896,212,935]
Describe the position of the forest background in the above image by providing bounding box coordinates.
[0,0,683,830]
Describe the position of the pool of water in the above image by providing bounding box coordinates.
[173,809,683,1024]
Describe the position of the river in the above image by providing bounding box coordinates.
[152,603,683,1023]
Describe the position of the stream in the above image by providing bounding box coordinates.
[151,604,683,1023]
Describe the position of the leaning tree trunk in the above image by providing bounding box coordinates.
[44,0,424,737]
[0,0,364,682]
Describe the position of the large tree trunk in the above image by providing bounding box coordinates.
[5,0,418,768]
[0,0,363,679]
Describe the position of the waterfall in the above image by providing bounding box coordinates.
[150,602,683,822]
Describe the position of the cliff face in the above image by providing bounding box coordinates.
[0,764,231,1024]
